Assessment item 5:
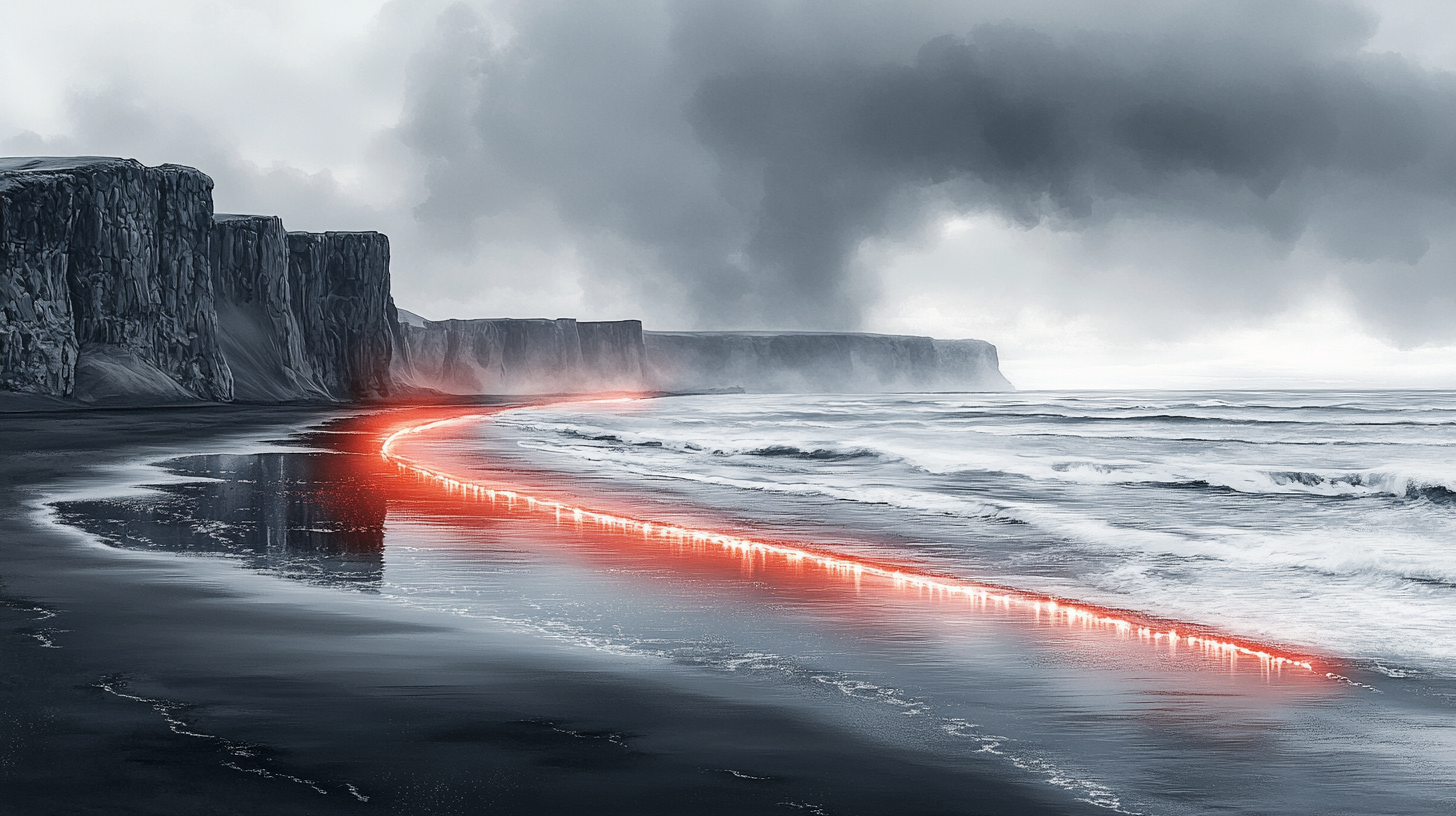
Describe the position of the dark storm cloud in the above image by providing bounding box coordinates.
[401,1,1456,335]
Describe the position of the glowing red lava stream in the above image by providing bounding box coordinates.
[381,406,1322,677]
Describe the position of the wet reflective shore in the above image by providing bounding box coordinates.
[54,451,389,589]
[3,403,1098,815]
[25,399,1456,814]
[376,405,1456,816]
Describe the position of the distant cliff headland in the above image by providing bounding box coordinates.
[393,314,1010,395]
[1,157,1010,408]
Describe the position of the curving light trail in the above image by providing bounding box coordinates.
[381,407,1320,677]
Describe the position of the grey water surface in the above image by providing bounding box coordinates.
[52,391,1456,814]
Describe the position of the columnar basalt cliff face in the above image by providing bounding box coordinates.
[392,317,647,395]
[643,331,1013,393]
[1,157,398,406]
[0,166,77,395]
[210,215,331,401]
[0,157,232,402]
[286,232,394,400]
[3,156,1008,404]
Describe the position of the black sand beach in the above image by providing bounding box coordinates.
[0,405,1096,815]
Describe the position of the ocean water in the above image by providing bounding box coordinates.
[53,391,1456,814]
[392,390,1456,813]
[475,391,1456,675]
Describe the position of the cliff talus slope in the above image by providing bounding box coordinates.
[210,217,395,402]
[211,214,325,401]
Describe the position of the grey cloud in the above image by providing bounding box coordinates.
[371,1,1456,337]
[4,83,393,236]
[690,15,1456,263]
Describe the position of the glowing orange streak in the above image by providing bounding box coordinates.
[381,411,1319,675]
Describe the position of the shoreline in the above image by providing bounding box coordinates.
[384,409,1325,678]
[0,403,1095,815]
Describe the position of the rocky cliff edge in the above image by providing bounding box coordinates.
[2,156,1011,406]
[0,158,394,405]
[393,315,1013,394]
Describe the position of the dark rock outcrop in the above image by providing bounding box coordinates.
[1,157,397,406]
[210,214,328,401]
[1,157,231,402]
[4,155,1008,405]
[393,314,1012,395]
[392,317,647,394]
[207,219,395,402]
[285,232,394,400]
[0,164,76,395]
[643,331,1012,392]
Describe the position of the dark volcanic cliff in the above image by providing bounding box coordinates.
[210,218,395,401]
[392,317,647,394]
[644,331,1012,392]
[1,157,232,402]
[394,314,1012,394]
[3,155,1009,404]
[0,157,395,405]
[285,231,394,400]
[210,214,326,401]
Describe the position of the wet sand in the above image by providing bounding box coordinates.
[0,404,1097,815]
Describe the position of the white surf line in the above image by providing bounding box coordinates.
[380,409,1319,676]
[93,676,333,796]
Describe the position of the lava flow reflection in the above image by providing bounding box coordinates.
[379,407,1323,678]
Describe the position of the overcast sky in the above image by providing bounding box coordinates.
[4,0,1456,388]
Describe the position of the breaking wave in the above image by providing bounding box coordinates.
[486,391,1456,672]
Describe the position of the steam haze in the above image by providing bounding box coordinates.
[6,0,1456,386]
